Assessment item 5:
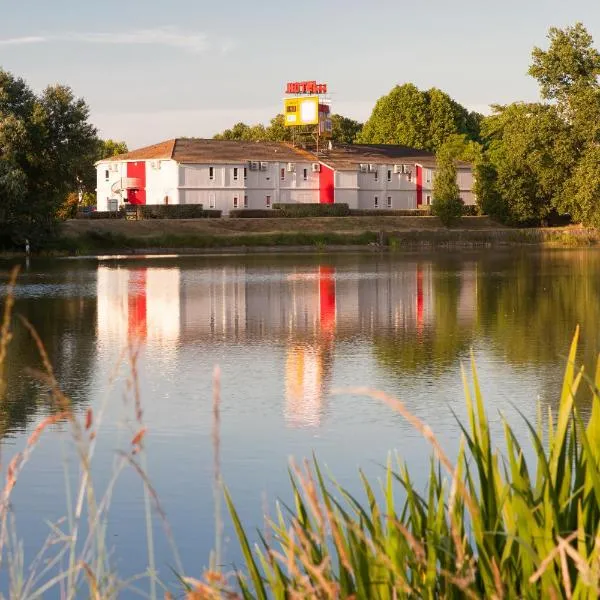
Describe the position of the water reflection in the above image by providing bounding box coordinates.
[5,249,600,439]
[95,258,480,428]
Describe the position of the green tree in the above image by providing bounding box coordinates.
[100,139,128,158]
[530,23,600,105]
[357,83,430,147]
[432,150,463,226]
[556,145,600,227]
[358,84,481,150]
[330,114,362,144]
[530,22,600,147]
[477,102,577,223]
[0,70,98,246]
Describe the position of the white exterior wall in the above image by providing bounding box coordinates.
[96,161,126,211]
[417,166,476,207]
[355,164,417,209]
[332,171,358,208]
[146,160,180,205]
[457,169,476,206]
[178,161,319,214]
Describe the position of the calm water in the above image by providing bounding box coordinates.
[1,249,600,593]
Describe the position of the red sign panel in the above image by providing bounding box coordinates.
[286,81,328,95]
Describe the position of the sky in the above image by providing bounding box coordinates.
[1,0,599,148]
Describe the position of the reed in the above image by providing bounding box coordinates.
[194,326,600,599]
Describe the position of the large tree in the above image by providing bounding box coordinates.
[477,103,576,223]
[0,69,98,246]
[357,84,481,150]
[478,23,600,225]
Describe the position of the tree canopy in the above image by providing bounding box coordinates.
[0,69,98,246]
[213,113,363,144]
[477,22,600,226]
[357,84,482,150]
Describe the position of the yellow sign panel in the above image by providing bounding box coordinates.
[284,96,319,126]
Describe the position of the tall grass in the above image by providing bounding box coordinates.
[193,326,600,599]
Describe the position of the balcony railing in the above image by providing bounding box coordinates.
[111,177,142,194]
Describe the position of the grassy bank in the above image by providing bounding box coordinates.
[53,217,600,254]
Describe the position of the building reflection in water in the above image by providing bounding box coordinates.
[96,260,478,428]
[97,266,181,354]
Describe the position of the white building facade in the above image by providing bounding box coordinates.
[96,139,476,214]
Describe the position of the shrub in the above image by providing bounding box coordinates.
[124,205,222,220]
[272,203,351,217]
[432,153,463,226]
[75,210,123,220]
[349,208,432,217]
[229,209,275,218]
[461,204,479,216]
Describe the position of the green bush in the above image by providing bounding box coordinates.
[461,204,479,216]
[349,208,432,216]
[229,209,275,218]
[124,205,222,219]
[75,210,123,220]
[272,203,351,217]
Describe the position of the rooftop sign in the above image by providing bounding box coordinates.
[285,81,328,95]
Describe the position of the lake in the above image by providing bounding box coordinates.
[1,248,599,595]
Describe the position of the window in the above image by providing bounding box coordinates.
[280,168,285,181]
[387,196,392,208]
[244,167,247,180]
[209,194,216,209]
[233,167,238,181]
[209,167,215,180]
[407,171,412,183]
[374,196,379,208]
[233,196,239,209]
[426,195,432,206]
[387,169,392,182]
[303,168,308,181]
[374,170,378,181]
[426,169,432,183]
[104,169,109,181]
[266,195,271,208]
[244,195,248,208]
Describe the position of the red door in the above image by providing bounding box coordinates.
[127,161,147,205]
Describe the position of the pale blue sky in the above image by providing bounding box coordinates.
[1,0,599,147]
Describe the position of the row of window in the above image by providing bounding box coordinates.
[373,196,394,209]
[210,166,247,181]
[106,166,431,184]
[281,167,309,181]
[371,170,414,183]
[208,167,311,182]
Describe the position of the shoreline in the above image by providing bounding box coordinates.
[4,218,600,258]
